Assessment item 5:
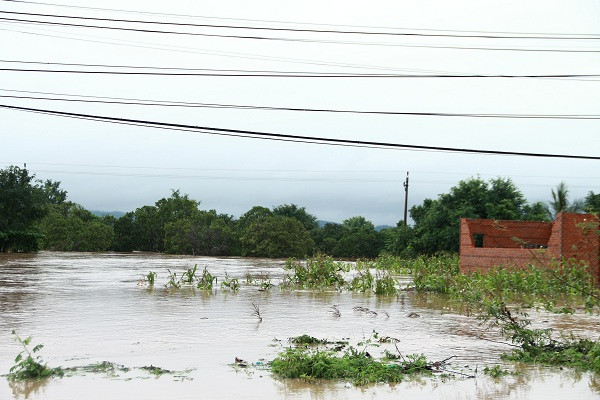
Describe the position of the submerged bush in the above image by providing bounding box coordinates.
[271,347,431,385]
[7,332,64,381]
[283,255,348,290]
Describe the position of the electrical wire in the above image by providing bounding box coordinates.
[3,0,599,38]
[1,103,599,160]
[1,60,599,78]
[2,10,599,40]
[3,15,600,51]
[3,161,598,181]
[2,92,600,120]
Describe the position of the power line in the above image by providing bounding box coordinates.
[1,103,599,160]
[2,91,600,120]
[2,10,599,40]
[4,67,599,78]
[3,0,599,38]
[2,161,599,181]
[0,27,481,73]
[3,15,600,52]
[6,27,600,77]
[1,60,599,78]
[12,168,596,189]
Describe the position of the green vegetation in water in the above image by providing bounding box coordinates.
[139,365,172,376]
[7,331,64,381]
[79,361,130,375]
[289,335,329,346]
[197,267,217,291]
[145,271,157,286]
[180,264,198,284]
[482,302,600,373]
[271,347,431,385]
[483,365,512,378]
[348,264,398,295]
[502,338,600,372]
[221,272,240,291]
[258,278,274,291]
[408,254,599,311]
[283,255,349,290]
[165,269,181,289]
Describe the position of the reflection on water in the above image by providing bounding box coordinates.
[0,251,598,400]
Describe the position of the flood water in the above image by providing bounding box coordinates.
[0,252,598,399]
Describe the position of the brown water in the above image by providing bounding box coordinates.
[0,252,598,399]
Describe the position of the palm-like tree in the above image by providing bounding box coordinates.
[546,182,584,219]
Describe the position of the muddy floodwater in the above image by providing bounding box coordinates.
[0,252,599,399]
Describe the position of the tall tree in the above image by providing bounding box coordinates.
[409,177,547,254]
[584,191,600,214]
[545,182,584,219]
[272,204,318,231]
[0,166,48,252]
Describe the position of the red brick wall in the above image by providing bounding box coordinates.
[459,213,599,284]
[555,213,599,284]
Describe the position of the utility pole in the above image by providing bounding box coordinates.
[403,171,409,226]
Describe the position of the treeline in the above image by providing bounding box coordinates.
[1,166,599,257]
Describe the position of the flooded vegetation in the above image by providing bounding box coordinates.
[1,252,599,399]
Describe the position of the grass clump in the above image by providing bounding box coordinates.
[271,347,431,385]
[7,331,64,381]
[284,255,348,290]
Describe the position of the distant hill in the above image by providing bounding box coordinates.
[317,220,337,228]
[91,210,126,218]
[375,225,393,232]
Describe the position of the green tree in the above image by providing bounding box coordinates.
[311,222,345,255]
[545,182,584,219]
[332,216,383,258]
[381,224,416,258]
[272,204,318,231]
[584,191,600,214]
[164,210,239,255]
[240,215,314,258]
[410,177,546,254]
[0,166,48,252]
[38,202,114,251]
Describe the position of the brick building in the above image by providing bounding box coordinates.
[459,212,599,283]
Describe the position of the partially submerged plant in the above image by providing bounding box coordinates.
[270,346,432,385]
[180,264,198,285]
[483,365,512,378]
[284,255,348,290]
[289,335,328,346]
[145,271,157,286]
[197,267,217,291]
[251,302,262,322]
[258,279,274,291]
[221,272,240,292]
[328,305,341,317]
[7,331,64,381]
[165,269,181,289]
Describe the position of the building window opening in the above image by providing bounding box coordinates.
[473,233,484,248]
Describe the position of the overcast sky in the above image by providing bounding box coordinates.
[1,0,599,225]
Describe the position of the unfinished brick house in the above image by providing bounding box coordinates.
[459,212,599,283]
